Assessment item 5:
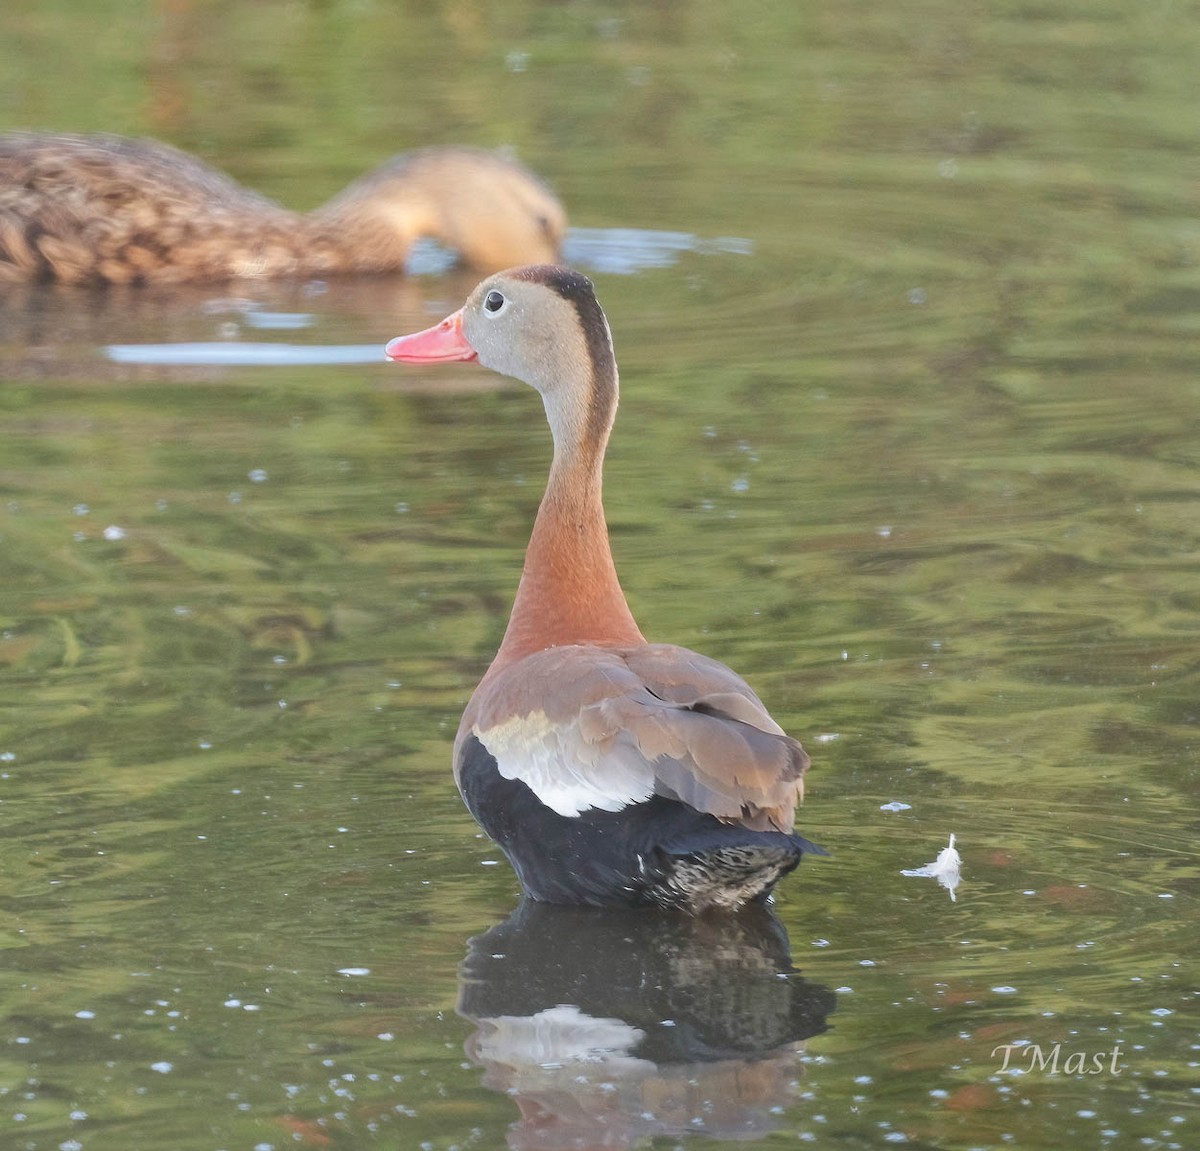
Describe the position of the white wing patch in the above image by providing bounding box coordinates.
[481,709,655,817]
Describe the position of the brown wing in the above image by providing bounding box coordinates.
[460,643,808,831]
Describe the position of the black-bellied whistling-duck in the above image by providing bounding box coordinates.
[0,133,565,285]
[385,266,825,911]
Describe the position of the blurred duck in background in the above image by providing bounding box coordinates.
[0,132,566,285]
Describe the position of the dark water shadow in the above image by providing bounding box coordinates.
[0,274,448,381]
[457,900,835,1150]
[0,228,751,380]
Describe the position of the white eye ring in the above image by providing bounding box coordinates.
[483,289,508,316]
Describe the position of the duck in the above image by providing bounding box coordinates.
[385,265,825,911]
[0,132,566,285]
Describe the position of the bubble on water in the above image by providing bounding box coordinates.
[150,1061,173,1073]
[880,801,912,812]
[338,967,371,977]
[73,504,90,516]
[103,525,127,541]
[249,469,268,483]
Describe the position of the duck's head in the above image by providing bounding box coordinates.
[328,148,567,274]
[385,265,617,453]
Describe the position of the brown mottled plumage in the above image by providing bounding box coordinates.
[384,267,824,911]
[0,133,566,285]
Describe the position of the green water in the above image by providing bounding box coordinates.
[1,2,1198,1149]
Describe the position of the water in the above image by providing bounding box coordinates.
[2,2,1198,1149]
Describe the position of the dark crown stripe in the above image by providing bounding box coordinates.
[513,265,617,452]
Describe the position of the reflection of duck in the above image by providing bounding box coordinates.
[459,900,835,1150]
[386,266,826,910]
[0,133,566,285]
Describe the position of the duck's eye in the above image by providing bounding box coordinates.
[483,290,507,314]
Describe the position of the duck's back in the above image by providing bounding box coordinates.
[0,133,307,284]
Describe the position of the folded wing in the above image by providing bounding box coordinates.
[463,644,809,831]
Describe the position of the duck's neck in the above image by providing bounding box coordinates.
[493,400,644,669]
[305,191,416,274]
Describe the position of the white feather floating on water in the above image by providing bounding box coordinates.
[901,833,962,902]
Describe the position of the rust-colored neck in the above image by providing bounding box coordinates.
[492,387,643,668]
[493,448,644,667]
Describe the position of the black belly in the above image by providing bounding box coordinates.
[456,734,826,910]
